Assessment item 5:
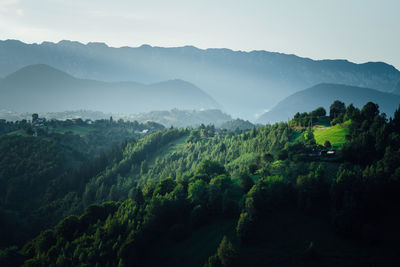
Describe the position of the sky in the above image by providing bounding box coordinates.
[1,0,399,69]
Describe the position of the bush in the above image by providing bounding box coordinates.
[236,212,253,242]
[55,215,81,241]
[217,236,238,266]
[238,173,254,193]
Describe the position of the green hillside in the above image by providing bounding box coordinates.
[49,124,95,136]
[292,124,349,148]
[258,83,400,123]
[1,101,400,266]
[314,124,349,147]
[0,118,164,248]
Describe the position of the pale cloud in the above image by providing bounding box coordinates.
[88,9,149,22]
[0,0,19,6]
[0,0,18,4]
[10,26,63,42]
[0,0,399,69]
[16,8,23,16]
[0,0,18,12]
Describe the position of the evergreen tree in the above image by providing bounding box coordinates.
[217,236,238,266]
[329,100,346,120]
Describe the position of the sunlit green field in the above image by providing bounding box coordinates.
[313,124,349,147]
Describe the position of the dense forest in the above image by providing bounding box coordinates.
[0,109,252,129]
[1,101,400,266]
[0,117,164,247]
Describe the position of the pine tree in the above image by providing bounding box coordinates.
[217,236,238,266]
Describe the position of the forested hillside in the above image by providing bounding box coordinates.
[258,83,400,123]
[0,109,233,129]
[0,118,164,247]
[1,101,400,266]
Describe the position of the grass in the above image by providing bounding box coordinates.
[313,124,349,147]
[343,119,352,126]
[291,119,351,148]
[271,160,282,166]
[6,130,30,137]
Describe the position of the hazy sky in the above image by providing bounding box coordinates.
[1,0,399,69]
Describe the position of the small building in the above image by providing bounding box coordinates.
[327,150,336,155]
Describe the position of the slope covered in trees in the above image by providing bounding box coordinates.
[0,118,164,247]
[0,109,233,129]
[258,83,400,123]
[1,101,400,266]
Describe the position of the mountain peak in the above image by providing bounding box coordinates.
[3,64,75,84]
[138,44,152,49]
[87,42,109,48]
[1,39,399,120]
[0,64,220,113]
[162,79,193,85]
[57,40,85,48]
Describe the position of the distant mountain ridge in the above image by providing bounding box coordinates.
[393,81,400,95]
[258,83,400,123]
[1,39,399,119]
[0,109,233,128]
[123,109,232,128]
[0,64,220,114]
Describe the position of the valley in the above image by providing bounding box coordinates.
[2,1,400,266]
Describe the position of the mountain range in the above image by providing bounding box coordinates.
[0,64,219,114]
[1,39,400,119]
[257,83,400,123]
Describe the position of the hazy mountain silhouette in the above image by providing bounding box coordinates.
[393,81,400,95]
[257,83,400,123]
[0,64,220,113]
[125,109,232,128]
[1,39,399,119]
